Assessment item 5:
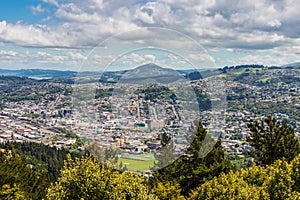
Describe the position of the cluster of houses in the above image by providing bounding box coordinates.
[0,74,299,164]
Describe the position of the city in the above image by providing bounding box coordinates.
[1,64,299,170]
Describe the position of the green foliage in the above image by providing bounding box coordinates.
[135,84,176,101]
[86,142,119,168]
[21,113,41,119]
[247,115,300,166]
[189,171,269,200]
[190,154,300,200]
[291,154,300,192]
[46,154,154,200]
[0,141,78,181]
[54,127,84,149]
[193,89,212,111]
[54,127,77,138]
[95,88,113,98]
[0,147,49,199]
[152,182,185,200]
[151,122,233,196]
[70,137,84,150]
[154,129,177,169]
[0,184,26,200]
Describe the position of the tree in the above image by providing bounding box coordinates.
[246,115,300,166]
[151,182,185,200]
[0,147,49,199]
[0,184,26,200]
[46,154,154,200]
[189,171,269,200]
[291,153,300,192]
[0,141,78,181]
[151,121,233,196]
[153,128,177,169]
[190,154,300,200]
[85,142,119,169]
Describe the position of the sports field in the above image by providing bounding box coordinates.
[118,155,157,171]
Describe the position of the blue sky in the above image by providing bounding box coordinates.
[0,0,53,23]
[0,0,299,71]
[0,1,34,22]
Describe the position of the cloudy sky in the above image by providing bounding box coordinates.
[0,0,299,71]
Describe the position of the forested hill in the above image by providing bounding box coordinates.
[0,76,37,84]
[0,69,77,79]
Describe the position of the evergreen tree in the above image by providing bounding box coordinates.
[0,147,49,199]
[151,121,232,196]
[86,142,119,169]
[246,115,300,166]
[153,128,177,169]
[0,141,79,181]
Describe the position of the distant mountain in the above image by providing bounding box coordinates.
[5,62,299,83]
[177,68,216,74]
[280,62,300,68]
[0,69,77,79]
[118,63,187,84]
[0,65,215,83]
[0,76,37,84]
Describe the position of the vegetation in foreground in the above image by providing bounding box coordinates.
[0,116,299,199]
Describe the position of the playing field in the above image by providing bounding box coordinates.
[118,157,157,171]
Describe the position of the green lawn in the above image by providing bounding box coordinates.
[260,77,271,83]
[118,157,156,171]
[218,74,228,78]
[232,69,246,75]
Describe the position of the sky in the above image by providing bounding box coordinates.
[0,0,300,71]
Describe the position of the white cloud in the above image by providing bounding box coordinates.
[31,4,45,15]
[67,52,86,60]
[31,51,66,62]
[0,21,7,34]
[42,0,59,7]
[0,21,56,47]
[187,53,215,63]
[144,54,156,62]
[1,0,299,50]
[125,53,145,63]
[0,50,18,57]
[0,0,300,68]
[226,53,288,66]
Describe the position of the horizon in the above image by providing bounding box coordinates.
[0,62,289,74]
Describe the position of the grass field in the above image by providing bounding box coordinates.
[118,157,157,171]
[260,77,271,83]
